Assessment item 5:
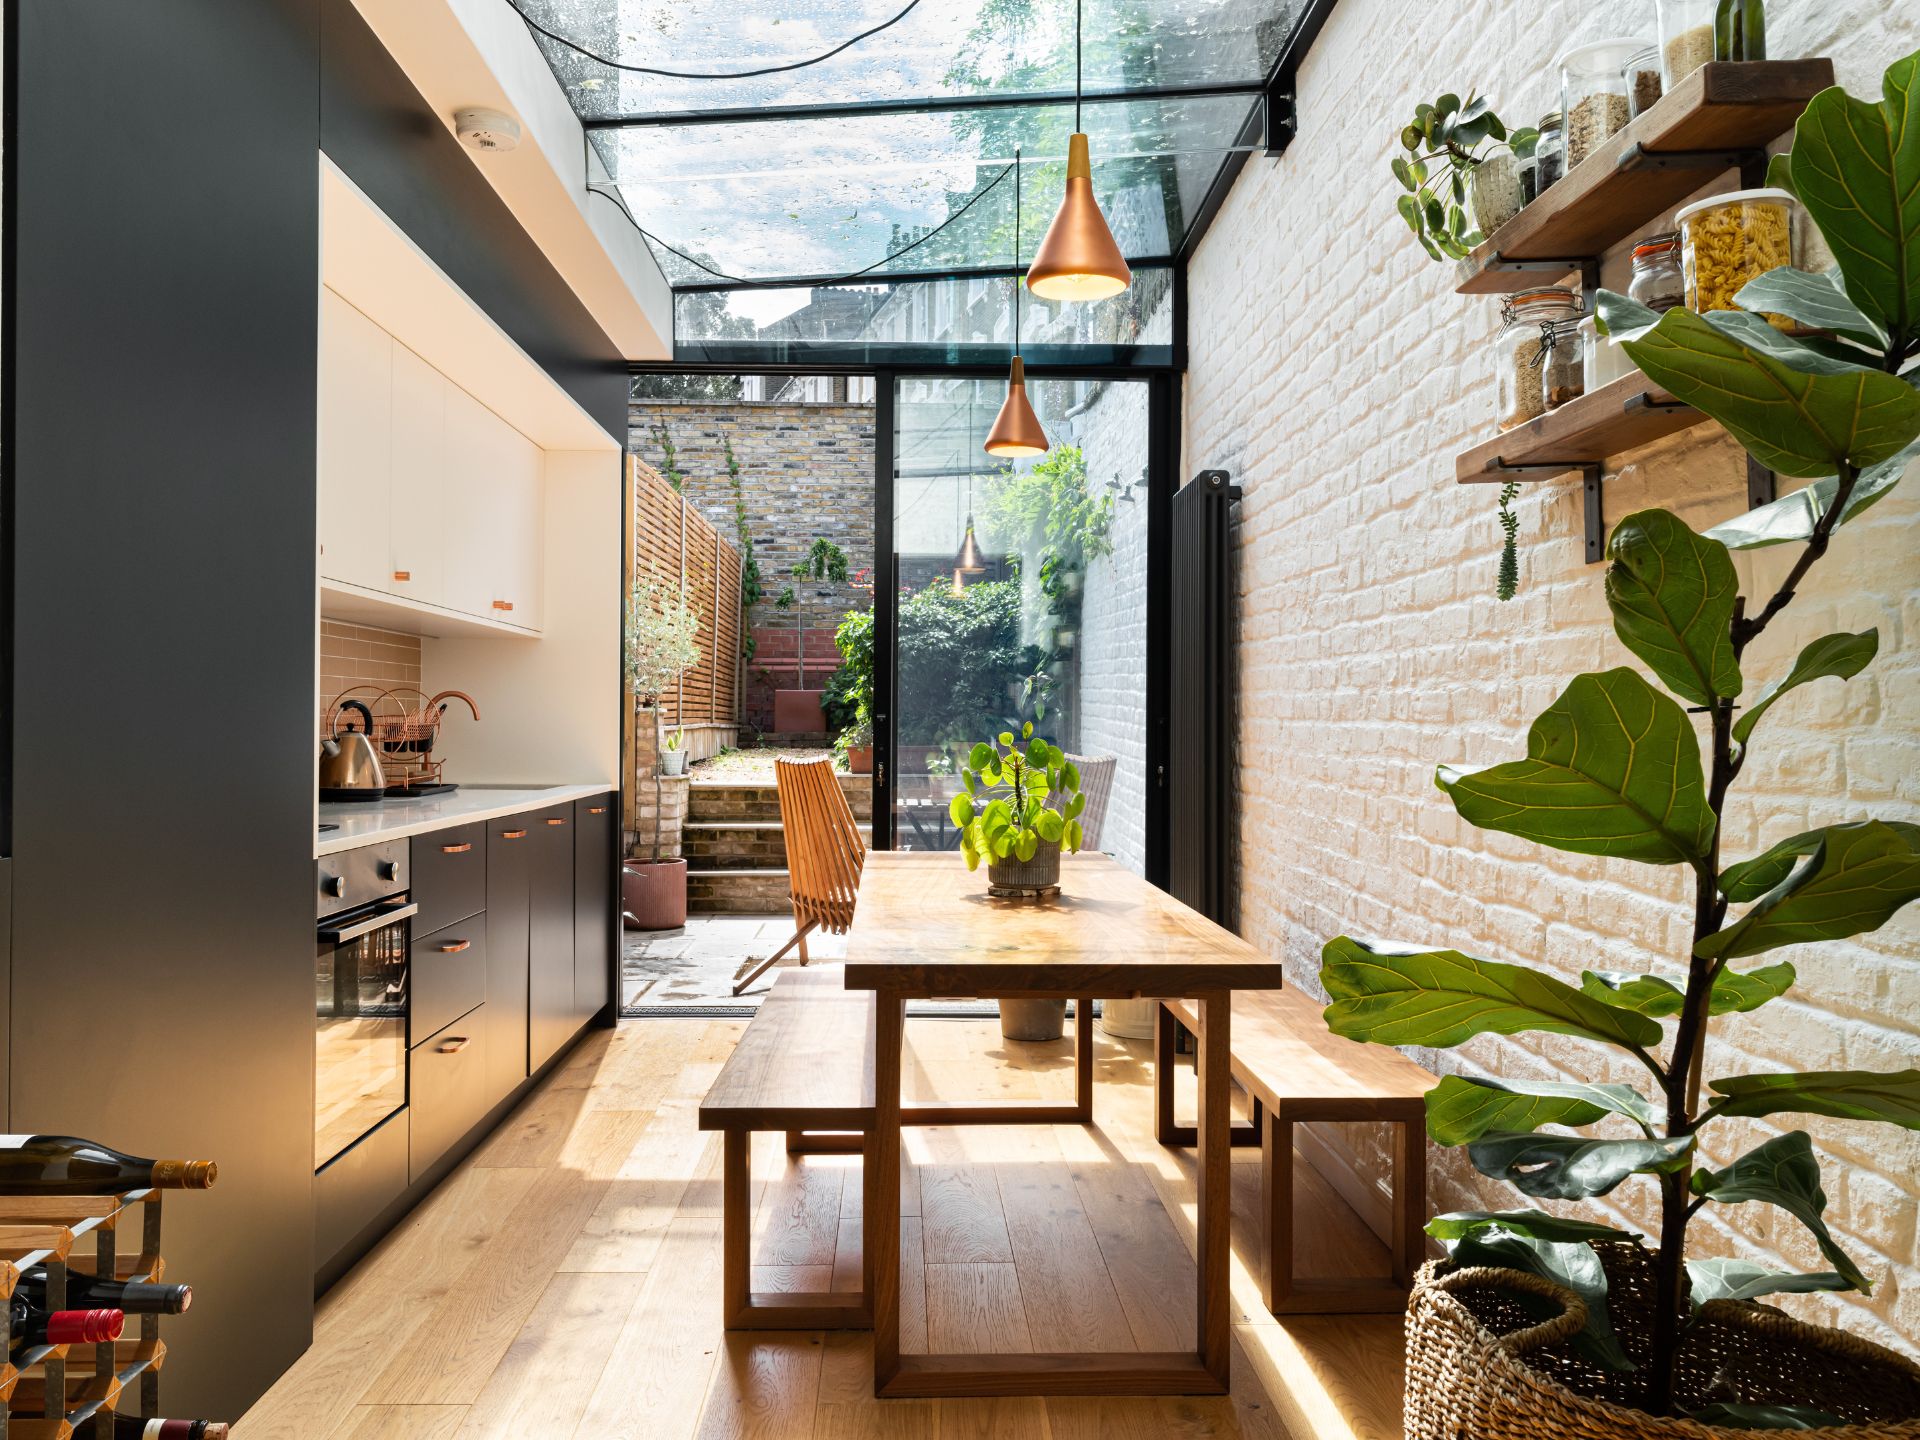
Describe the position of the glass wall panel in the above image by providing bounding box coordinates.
[890,374,1150,875]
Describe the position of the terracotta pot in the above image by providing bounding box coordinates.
[987,838,1061,897]
[773,689,828,734]
[998,999,1067,1043]
[622,858,687,931]
[847,745,873,775]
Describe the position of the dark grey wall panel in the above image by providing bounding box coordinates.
[11,0,323,1417]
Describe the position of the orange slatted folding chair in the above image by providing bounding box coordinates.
[733,757,867,995]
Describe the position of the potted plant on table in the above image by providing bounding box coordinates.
[622,576,701,931]
[1329,51,1920,1436]
[950,723,1087,1041]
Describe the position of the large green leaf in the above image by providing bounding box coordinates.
[1722,830,1829,901]
[1320,938,1662,1051]
[1468,1131,1694,1200]
[1692,1131,1871,1291]
[1732,629,1879,747]
[1705,308,1883,377]
[1446,1232,1634,1371]
[1705,438,1916,551]
[1579,963,1795,1017]
[1425,1209,1633,1245]
[1605,302,1920,478]
[1437,669,1711,866]
[1706,1069,1920,1128]
[1734,267,1889,350]
[1685,1258,1853,1306]
[1698,820,1920,959]
[1425,1075,1656,1145]
[1604,510,1742,706]
[1787,47,1919,350]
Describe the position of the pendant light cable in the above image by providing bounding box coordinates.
[1013,148,1023,357]
[1075,0,1083,133]
[504,0,927,82]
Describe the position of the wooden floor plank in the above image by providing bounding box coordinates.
[453,1271,645,1439]
[576,1218,728,1440]
[752,1263,833,1293]
[814,1331,934,1439]
[561,1096,717,1272]
[692,1331,824,1440]
[924,1262,1033,1354]
[899,1214,928,1357]
[996,1161,1139,1353]
[831,1215,863,1294]
[326,1407,468,1440]
[751,1152,847,1267]
[919,1165,1014,1263]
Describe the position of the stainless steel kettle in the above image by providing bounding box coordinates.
[319,699,386,801]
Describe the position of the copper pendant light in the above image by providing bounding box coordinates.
[1026,0,1131,302]
[985,150,1050,459]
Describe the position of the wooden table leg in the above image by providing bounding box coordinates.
[722,1130,750,1326]
[872,991,905,1394]
[1195,990,1232,1390]
[1075,996,1095,1124]
[1154,1000,1180,1145]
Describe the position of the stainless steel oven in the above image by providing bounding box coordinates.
[315,840,414,1170]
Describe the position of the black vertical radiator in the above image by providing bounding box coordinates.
[1168,470,1241,926]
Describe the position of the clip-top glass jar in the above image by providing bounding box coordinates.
[1534,111,1565,192]
[1494,288,1582,431]
[1628,232,1684,312]
[1542,318,1586,412]
[1557,38,1644,171]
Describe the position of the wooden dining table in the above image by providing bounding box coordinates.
[841,850,1287,1399]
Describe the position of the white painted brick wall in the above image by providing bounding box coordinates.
[1185,0,1920,1353]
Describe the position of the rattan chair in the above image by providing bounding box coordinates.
[1067,752,1118,853]
[733,757,868,995]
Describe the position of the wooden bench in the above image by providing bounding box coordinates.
[699,966,876,1330]
[1156,990,1436,1316]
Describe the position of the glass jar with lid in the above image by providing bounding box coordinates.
[1627,231,1684,312]
[1656,0,1717,87]
[1675,188,1802,325]
[1624,45,1664,117]
[1534,111,1565,191]
[1558,38,1644,171]
[1580,314,1635,390]
[1542,318,1586,412]
[1494,288,1582,431]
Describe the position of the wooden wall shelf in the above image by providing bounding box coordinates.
[1455,59,1834,296]
[1455,373,1705,484]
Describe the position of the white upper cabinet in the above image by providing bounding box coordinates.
[320,287,543,635]
[318,290,392,593]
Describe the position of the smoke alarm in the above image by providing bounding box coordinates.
[455,108,522,153]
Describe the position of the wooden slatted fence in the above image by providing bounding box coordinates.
[628,454,743,729]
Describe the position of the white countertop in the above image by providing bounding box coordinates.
[317,783,614,857]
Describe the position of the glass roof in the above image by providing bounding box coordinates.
[514,0,1307,289]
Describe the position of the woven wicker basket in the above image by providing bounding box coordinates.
[1406,1246,1920,1439]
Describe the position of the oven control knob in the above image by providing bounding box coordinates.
[377,860,400,882]
[322,874,346,898]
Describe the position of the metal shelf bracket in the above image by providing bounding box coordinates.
[1488,459,1608,563]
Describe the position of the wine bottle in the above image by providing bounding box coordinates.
[18,1265,192,1314]
[0,1135,216,1194]
[110,1418,231,1439]
[8,1297,124,1353]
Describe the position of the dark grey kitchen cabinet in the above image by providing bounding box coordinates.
[484,817,534,1106]
[574,794,615,1022]
[527,805,577,1072]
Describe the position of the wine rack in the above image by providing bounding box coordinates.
[0,1189,175,1440]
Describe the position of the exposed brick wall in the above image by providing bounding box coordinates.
[625,709,689,862]
[1186,1,1920,1353]
[631,400,875,734]
[318,621,421,740]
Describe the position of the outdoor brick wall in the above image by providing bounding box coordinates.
[626,708,689,862]
[1185,0,1920,1354]
[630,400,875,734]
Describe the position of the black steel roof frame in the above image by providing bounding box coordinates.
[669,257,1177,296]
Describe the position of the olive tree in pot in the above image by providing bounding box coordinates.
[622,576,701,931]
[951,723,1087,1040]
[1328,52,1920,1436]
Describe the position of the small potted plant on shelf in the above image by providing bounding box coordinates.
[660,727,688,777]
[1333,50,1920,1437]
[1391,92,1538,259]
[950,723,1087,1041]
[622,577,701,931]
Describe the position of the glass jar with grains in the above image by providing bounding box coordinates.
[1534,111,1565,191]
[1675,188,1801,327]
[1494,288,1582,431]
[1542,318,1586,412]
[1558,39,1645,171]
[1656,0,1717,87]
[1625,45,1664,117]
[1627,232,1685,312]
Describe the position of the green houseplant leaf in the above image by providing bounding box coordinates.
[1704,439,1916,551]
[1580,963,1795,1017]
[1468,1131,1694,1200]
[1687,1403,1849,1431]
[1720,830,1827,902]
[1732,629,1879,748]
[1705,1069,1920,1128]
[1604,509,1742,705]
[1684,1258,1853,1306]
[1698,820,1920,959]
[1691,1131,1871,1292]
[1426,1075,1657,1144]
[1445,1232,1634,1372]
[1437,669,1712,866]
[1785,47,1919,350]
[1733,267,1889,351]
[1320,938,1662,1051]
[1426,1210,1633,1245]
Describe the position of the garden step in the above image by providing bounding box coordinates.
[688,777,874,823]
[687,866,792,914]
[681,819,880,871]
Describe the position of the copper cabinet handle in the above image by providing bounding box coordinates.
[437,939,472,954]
[393,570,411,582]
[588,805,608,815]
[435,1036,472,1054]
[492,599,514,611]
[441,842,472,854]
[546,817,567,827]
[501,829,527,840]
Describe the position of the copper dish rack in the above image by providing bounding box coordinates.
[324,686,480,791]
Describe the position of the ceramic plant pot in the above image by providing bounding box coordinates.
[986,837,1061,898]
[660,749,687,777]
[998,999,1067,1043]
[1099,997,1159,1040]
[621,858,687,931]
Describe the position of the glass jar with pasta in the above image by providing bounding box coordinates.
[1675,188,1802,328]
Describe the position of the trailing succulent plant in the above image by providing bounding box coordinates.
[1326,50,1920,1424]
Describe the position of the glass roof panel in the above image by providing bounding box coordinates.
[512,0,1302,117]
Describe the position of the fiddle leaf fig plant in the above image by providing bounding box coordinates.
[949,721,1086,870]
[1329,50,1920,1423]
[1391,92,1537,261]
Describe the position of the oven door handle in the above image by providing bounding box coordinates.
[319,901,418,946]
